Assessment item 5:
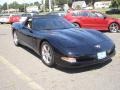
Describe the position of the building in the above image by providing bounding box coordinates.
[72,1,87,9]
[94,1,111,9]
[26,6,39,13]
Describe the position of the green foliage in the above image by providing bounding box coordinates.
[9,1,19,9]
[34,1,41,9]
[56,0,68,5]
[75,5,81,10]
[0,4,2,12]
[110,0,120,8]
[1,3,7,10]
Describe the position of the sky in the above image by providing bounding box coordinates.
[0,0,42,5]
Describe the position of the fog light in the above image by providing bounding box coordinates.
[61,57,76,63]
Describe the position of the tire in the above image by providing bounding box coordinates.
[109,23,119,33]
[117,30,120,33]
[41,41,55,67]
[117,27,120,33]
[73,23,80,28]
[13,31,19,46]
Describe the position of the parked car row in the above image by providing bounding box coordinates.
[106,8,120,14]
[1,10,120,33]
[0,12,39,24]
[0,14,12,24]
[48,10,120,33]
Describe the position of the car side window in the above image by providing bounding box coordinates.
[72,11,82,16]
[89,12,98,17]
[72,11,89,17]
[25,19,32,29]
[81,12,89,16]
[89,12,104,18]
[94,12,104,18]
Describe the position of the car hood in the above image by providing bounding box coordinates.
[48,28,114,56]
[35,28,114,56]
[49,28,109,48]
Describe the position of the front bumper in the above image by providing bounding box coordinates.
[57,57,112,68]
[55,48,115,68]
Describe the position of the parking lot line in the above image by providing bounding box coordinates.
[0,56,44,90]
[116,51,120,58]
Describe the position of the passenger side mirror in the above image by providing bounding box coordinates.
[22,24,33,33]
[104,16,107,19]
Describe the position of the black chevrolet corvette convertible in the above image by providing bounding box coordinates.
[12,15,115,68]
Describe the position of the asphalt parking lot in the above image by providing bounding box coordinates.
[0,24,120,90]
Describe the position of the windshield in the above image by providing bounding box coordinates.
[33,17,75,30]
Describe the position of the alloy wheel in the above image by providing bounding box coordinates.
[41,42,55,67]
[109,23,119,33]
[13,31,19,46]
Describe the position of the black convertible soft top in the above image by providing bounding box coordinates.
[31,15,60,19]
[30,15,75,30]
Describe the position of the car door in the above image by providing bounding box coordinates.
[80,11,108,30]
[17,20,37,50]
[93,12,108,30]
[75,11,97,28]
[84,12,100,29]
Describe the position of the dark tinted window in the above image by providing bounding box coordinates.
[72,11,82,16]
[89,12,105,18]
[72,11,89,16]
[89,12,98,17]
[48,12,66,16]
[81,12,89,16]
[22,14,31,17]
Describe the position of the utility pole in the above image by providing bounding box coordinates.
[24,3,26,12]
[49,0,52,12]
[7,3,9,14]
[23,0,26,13]
[43,0,46,12]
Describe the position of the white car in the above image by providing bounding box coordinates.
[0,14,10,24]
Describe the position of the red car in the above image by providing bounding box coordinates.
[9,15,21,24]
[64,10,120,32]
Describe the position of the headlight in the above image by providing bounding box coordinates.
[61,57,76,63]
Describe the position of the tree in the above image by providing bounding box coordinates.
[56,0,68,5]
[9,1,20,9]
[2,3,7,10]
[110,0,120,8]
[0,4,2,12]
[19,4,25,12]
[34,1,41,9]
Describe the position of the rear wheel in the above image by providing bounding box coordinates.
[41,41,55,67]
[13,31,19,46]
[0,23,3,24]
[109,23,119,33]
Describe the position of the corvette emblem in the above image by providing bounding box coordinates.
[95,45,101,48]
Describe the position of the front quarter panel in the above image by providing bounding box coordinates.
[12,22,24,30]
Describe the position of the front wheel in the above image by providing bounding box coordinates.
[13,31,19,46]
[41,41,55,67]
[109,23,119,33]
